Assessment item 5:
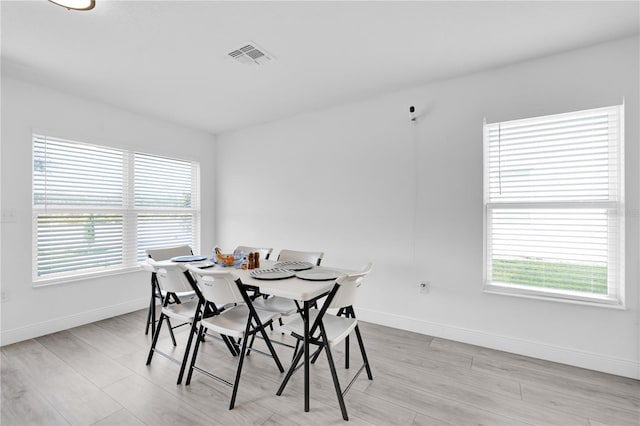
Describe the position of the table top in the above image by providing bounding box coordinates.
[149,259,349,301]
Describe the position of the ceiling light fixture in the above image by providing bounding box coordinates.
[48,0,95,11]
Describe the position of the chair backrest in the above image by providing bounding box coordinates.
[187,267,244,307]
[234,245,273,260]
[277,249,324,266]
[327,263,372,309]
[146,245,193,261]
[149,261,195,294]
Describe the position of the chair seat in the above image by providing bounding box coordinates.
[161,300,199,322]
[201,305,281,339]
[252,296,298,316]
[281,310,357,347]
[159,289,196,300]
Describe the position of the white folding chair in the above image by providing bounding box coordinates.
[276,263,374,421]
[276,249,324,266]
[234,245,273,261]
[145,260,201,385]
[185,266,285,410]
[144,245,196,336]
[253,249,325,318]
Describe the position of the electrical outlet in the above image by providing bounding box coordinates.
[1,290,8,303]
[419,281,430,294]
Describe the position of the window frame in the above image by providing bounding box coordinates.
[32,134,201,285]
[482,105,625,307]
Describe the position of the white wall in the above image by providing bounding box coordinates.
[0,77,216,345]
[216,37,640,378]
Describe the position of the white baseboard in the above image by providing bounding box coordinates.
[357,307,640,380]
[0,297,148,346]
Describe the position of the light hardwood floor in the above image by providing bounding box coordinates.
[2,309,639,425]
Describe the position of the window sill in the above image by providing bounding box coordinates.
[483,283,625,310]
[32,266,144,288]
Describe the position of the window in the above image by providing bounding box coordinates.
[33,135,200,282]
[483,104,624,306]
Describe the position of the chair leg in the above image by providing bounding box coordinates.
[222,335,239,356]
[166,318,177,346]
[310,345,323,364]
[257,321,284,372]
[145,293,154,335]
[246,332,257,356]
[177,318,199,384]
[354,324,373,380]
[277,340,305,396]
[320,323,348,421]
[345,335,350,369]
[146,313,165,365]
[147,275,160,336]
[229,332,250,410]
[185,325,205,385]
[310,311,330,365]
[336,307,349,369]
[292,339,301,362]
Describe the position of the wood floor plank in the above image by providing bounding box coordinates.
[1,352,70,426]
[411,412,452,426]
[357,322,434,345]
[36,330,134,388]
[343,389,418,425]
[431,333,626,401]
[364,376,533,426]
[363,330,473,371]
[1,337,47,356]
[472,355,640,412]
[2,339,122,425]
[372,357,589,426]
[372,348,521,399]
[253,388,375,426]
[68,322,147,359]
[430,336,513,358]
[589,419,619,426]
[92,408,145,426]
[468,343,640,400]
[261,412,304,426]
[102,374,218,426]
[521,382,640,426]
[92,312,154,348]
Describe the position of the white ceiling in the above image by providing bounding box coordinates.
[2,1,638,134]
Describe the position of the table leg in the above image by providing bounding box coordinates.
[304,300,310,412]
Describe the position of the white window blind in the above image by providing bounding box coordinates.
[483,105,624,305]
[134,153,200,262]
[33,135,200,282]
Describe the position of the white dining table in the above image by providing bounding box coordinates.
[152,258,349,413]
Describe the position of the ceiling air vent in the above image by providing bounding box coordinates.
[228,42,273,66]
